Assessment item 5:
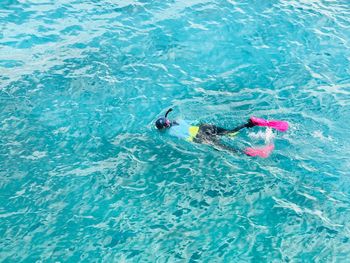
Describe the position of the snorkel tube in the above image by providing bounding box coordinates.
[165,108,173,118]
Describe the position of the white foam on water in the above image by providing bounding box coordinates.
[248,128,275,144]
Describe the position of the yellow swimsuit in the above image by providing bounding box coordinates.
[187,126,200,142]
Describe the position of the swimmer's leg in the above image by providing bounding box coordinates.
[214,119,255,136]
[209,139,241,154]
[195,120,254,141]
[195,126,274,158]
[210,139,275,158]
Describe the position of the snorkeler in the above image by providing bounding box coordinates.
[155,108,289,158]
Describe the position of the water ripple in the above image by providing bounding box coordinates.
[1,0,350,261]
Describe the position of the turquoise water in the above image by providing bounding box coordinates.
[1,0,350,261]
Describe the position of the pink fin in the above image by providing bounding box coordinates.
[250,116,289,132]
[244,144,275,158]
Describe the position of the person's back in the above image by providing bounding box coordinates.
[167,119,192,140]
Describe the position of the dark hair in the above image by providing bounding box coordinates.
[155,117,166,129]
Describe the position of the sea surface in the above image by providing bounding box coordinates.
[1,0,350,261]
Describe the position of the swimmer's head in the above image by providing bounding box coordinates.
[155,108,173,130]
[155,117,171,129]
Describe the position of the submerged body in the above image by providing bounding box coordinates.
[155,109,288,158]
[167,119,254,155]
